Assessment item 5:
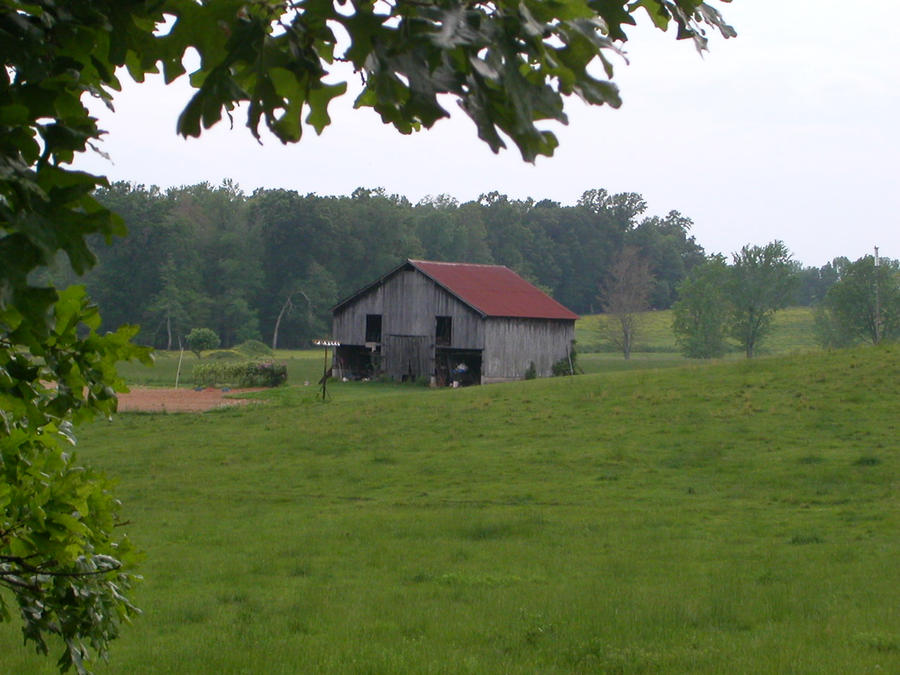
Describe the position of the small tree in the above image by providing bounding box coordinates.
[728,241,797,358]
[601,246,655,359]
[672,255,731,358]
[186,328,221,358]
[815,254,899,346]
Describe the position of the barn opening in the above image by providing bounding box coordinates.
[365,314,382,343]
[334,345,380,380]
[435,315,452,346]
[435,348,482,387]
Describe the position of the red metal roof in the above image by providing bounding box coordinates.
[410,260,578,320]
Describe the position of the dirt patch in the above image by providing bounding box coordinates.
[117,387,265,413]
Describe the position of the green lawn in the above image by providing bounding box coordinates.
[2,343,897,673]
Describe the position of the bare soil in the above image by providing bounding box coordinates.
[117,387,264,413]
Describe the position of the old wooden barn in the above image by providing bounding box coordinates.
[331,259,578,385]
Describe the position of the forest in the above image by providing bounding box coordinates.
[48,181,839,350]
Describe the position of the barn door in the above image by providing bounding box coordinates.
[384,335,431,381]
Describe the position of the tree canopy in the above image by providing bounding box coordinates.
[69,182,708,350]
[814,255,900,347]
[2,0,735,670]
[671,242,798,359]
[671,254,731,358]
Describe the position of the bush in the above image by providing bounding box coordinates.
[207,349,242,360]
[552,341,580,376]
[186,327,220,357]
[235,339,274,357]
[192,360,287,388]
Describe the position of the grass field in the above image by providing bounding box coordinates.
[575,306,818,356]
[116,307,819,388]
[2,341,897,673]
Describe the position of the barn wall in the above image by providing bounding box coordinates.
[332,266,484,380]
[432,288,484,349]
[332,284,384,345]
[382,269,433,337]
[482,319,575,382]
[383,335,431,380]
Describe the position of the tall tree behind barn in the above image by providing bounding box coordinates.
[332,260,578,384]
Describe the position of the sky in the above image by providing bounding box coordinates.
[76,1,900,268]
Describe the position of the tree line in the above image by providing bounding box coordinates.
[49,181,705,348]
[670,244,899,358]
[50,181,852,352]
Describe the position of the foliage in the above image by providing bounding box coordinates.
[185,328,220,358]
[235,340,275,358]
[524,362,537,380]
[792,259,843,306]
[192,360,287,388]
[815,255,900,347]
[670,243,798,359]
[163,0,734,162]
[551,341,580,375]
[2,0,734,669]
[625,210,705,308]
[727,241,798,358]
[83,184,718,349]
[601,246,655,359]
[672,255,731,358]
[0,287,149,672]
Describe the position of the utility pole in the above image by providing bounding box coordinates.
[873,246,882,344]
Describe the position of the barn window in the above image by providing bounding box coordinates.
[365,314,382,342]
[435,316,452,346]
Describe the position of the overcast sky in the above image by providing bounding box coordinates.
[76,1,900,268]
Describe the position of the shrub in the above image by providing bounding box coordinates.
[192,360,287,388]
[207,349,242,360]
[552,341,580,376]
[235,339,274,357]
[524,362,537,380]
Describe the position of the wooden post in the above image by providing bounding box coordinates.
[313,339,340,401]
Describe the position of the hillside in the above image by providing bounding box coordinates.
[2,345,897,673]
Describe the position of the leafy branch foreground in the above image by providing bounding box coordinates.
[3,0,733,671]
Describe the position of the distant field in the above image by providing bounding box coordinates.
[576,306,818,357]
[2,344,897,673]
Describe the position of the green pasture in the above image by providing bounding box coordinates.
[115,349,327,388]
[2,343,897,673]
[575,306,818,356]
[118,307,819,388]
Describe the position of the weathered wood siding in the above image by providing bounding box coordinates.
[482,318,574,382]
[332,284,384,345]
[431,286,484,349]
[332,265,484,379]
[383,335,431,379]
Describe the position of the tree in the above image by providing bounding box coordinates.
[601,246,655,359]
[815,255,900,347]
[672,255,731,358]
[728,241,797,358]
[2,0,734,670]
[626,210,706,309]
[185,328,221,358]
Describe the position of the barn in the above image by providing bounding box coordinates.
[331,259,578,385]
